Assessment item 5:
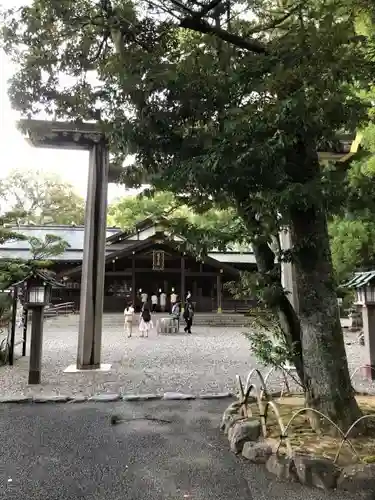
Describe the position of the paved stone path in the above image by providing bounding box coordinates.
[0,314,373,398]
[0,399,358,500]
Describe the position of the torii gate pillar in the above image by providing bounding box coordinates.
[18,120,116,370]
[77,141,108,368]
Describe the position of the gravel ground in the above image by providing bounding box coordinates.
[0,314,374,398]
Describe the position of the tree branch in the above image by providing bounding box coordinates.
[146,0,182,19]
[179,16,268,54]
[196,0,224,18]
[247,3,303,35]
[88,30,110,63]
[168,0,195,15]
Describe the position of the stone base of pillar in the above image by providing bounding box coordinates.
[217,307,222,313]
[64,363,112,373]
[77,363,100,370]
[360,365,375,380]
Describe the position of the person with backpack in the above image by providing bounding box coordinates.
[139,304,153,338]
[183,299,194,334]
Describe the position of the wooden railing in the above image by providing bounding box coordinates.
[44,302,76,318]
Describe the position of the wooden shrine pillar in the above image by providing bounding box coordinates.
[217,272,223,313]
[181,256,186,307]
[192,280,198,299]
[131,253,136,305]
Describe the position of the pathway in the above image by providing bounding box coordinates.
[0,399,359,500]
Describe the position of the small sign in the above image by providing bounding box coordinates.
[153,250,165,270]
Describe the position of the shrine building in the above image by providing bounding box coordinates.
[0,218,257,312]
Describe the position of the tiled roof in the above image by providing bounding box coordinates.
[344,271,375,288]
[0,225,120,261]
[1,225,119,249]
[0,225,119,257]
[0,224,256,264]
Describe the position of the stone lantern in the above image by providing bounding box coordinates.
[346,270,375,380]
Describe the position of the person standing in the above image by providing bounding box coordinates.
[139,305,153,338]
[183,299,194,334]
[171,299,181,331]
[141,291,148,307]
[151,292,158,312]
[159,290,167,312]
[124,302,135,338]
[170,290,177,311]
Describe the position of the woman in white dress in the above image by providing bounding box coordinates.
[139,305,153,338]
[124,303,135,338]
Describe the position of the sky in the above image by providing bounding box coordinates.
[0,43,133,204]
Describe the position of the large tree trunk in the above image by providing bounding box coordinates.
[283,138,362,428]
[289,201,362,430]
[238,159,362,430]
[236,204,307,385]
[251,239,306,385]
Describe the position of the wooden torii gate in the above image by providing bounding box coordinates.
[18,119,122,371]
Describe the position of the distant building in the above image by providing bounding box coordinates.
[0,219,256,312]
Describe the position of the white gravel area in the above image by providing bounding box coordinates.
[0,314,374,398]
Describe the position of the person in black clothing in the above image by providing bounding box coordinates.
[183,299,194,334]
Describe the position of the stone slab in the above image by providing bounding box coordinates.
[266,455,298,481]
[69,396,88,403]
[242,441,273,464]
[33,395,71,403]
[199,392,234,399]
[337,463,375,492]
[163,392,196,400]
[122,394,162,401]
[293,454,341,490]
[229,418,261,453]
[0,396,32,403]
[64,363,112,373]
[89,394,121,402]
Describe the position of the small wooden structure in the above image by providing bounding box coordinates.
[345,271,375,306]
[345,270,375,379]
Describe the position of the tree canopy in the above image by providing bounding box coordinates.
[0,169,85,226]
[327,123,375,282]
[2,0,375,427]
[108,190,250,254]
[0,209,69,288]
[0,210,28,287]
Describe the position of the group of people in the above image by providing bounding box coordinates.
[123,294,194,338]
[139,290,177,312]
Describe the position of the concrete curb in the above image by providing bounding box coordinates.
[0,392,235,404]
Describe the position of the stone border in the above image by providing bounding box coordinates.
[0,391,235,404]
[221,400,375,493]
